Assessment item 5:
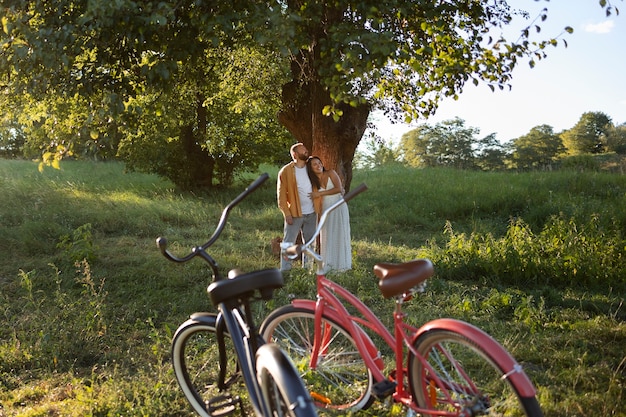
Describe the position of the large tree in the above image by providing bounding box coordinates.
[560,111,613,155]
[605,123,626,155]
[510,124,565,170]
[399,118,478,168]
[475,133,508,171]
[114,45,291,188]
[2,0,617,188]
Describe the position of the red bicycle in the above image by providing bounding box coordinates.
[261,184,543,416]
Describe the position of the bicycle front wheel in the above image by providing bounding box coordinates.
[409,329,543,417]
[172,315,239,417]
[256,343,318,417]
[261,305,374,412]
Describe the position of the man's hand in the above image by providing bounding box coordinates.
[285,214,293,225]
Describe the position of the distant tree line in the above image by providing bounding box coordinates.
[355,111,626,171]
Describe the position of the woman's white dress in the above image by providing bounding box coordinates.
[320,177,352,272]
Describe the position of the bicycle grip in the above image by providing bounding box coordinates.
[228,173,270,208]
[156,236,180,262]
[284,244,302,260]
[156,237,168,253]
[343,182,368,203]
[246,172,270,192]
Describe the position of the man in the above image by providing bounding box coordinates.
[277,143,320,271]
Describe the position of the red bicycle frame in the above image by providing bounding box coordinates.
[290,271,537,415]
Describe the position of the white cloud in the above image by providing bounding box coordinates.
[583,20,615,34]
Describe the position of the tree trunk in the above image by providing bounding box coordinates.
[179,96,215,188]
[278,79,370,191]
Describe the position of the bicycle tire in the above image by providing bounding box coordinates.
[261,305,374,412]
[256,343,318,417]
[172,315,241,417]
[409,329,544,417]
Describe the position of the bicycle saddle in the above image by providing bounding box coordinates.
[374,259,434,299]
[208,268,284,305]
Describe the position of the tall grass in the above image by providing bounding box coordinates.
[0,159,624,416]
[353,166,626,244]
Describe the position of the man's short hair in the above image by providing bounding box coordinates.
[290,142,304,156]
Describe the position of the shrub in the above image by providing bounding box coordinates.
[432,215,626,291]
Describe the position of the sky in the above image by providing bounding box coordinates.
[369,0,626,145]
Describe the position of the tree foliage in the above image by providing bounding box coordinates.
[1,0,613,187]
[116,45,291,188]
[354,135,401,170]
[399,118,478,169]
[605,123,626,154]
[16,91,122,162]
[395,113,623,173]
[270,0,581,187]
[560,111,613,155]
[510,124,565,170]
[0,96,26,158]
[474,133,508,171]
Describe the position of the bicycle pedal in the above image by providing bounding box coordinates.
[372,379,397,399]
[206,394,244,417]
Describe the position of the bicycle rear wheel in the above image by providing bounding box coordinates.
[261,305,374,412]
[409,329,543,417]
[172,315,241,417]
[256,343,318,417]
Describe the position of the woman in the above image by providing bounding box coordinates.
[306,156,352,272]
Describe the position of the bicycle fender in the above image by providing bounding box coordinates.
[412,318,537,398]
[290,300,384,372]
[189,312,218,325]
[172,313,218,339]
[256,344,316,416]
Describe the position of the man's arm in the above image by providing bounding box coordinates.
[277,166,291,219]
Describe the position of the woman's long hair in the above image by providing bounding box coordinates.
[306,156,325,190]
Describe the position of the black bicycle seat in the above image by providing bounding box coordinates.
[208,268,284,305]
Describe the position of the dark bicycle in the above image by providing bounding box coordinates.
[158,173,317,417]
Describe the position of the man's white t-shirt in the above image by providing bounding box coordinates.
[295,166,315,215]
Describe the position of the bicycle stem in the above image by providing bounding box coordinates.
[303,182,367,249]
[283,182,368,271]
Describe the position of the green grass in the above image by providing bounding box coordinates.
[0,159,624,416]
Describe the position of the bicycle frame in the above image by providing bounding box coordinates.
[292,265,537,415]
[183,310,264,398]
[293,270,419,404]
[218,301,268,416]
[164,174,317,417]
[275,182,540,415]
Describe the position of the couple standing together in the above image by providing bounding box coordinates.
[277,143,351,273]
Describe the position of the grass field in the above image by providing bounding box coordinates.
[0,159,624,416]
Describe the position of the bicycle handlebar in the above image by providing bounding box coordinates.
[157,173,270,264]
[284,182,368,261]
[342,182,368,203]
